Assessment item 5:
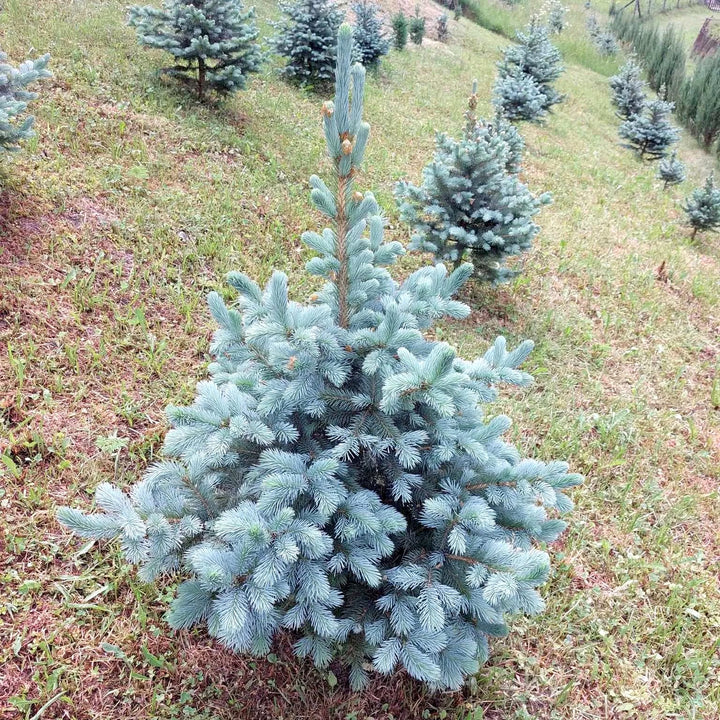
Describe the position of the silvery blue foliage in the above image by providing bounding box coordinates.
[683,172,720,238]
[493,64,547,123]
[0,51,51,152]
[397,82,550,284]
[127,0,263,100]
[657,151,685,189]
[351,1,390,68]
[493,19,564,123]
[609,59,646,121]
[59,27,580,690]
[618,97,679,160]
[272,0,344,86]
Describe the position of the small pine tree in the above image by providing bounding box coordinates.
[619,98,679,160]
[656,151,685,189]
[609,59,646,120]
[127,0,263,100]
[0,51,51,153]
[58,26,580,691]
[409,5,426,45]
[586,15,600,38]
[391,12,408,50]
[352,1,390,68]
[587,15,617,56]
[684,173,720,239]
[397,82,550,284]
[493,64,547,123]
[594,31,618,56]
[437,12,449,42]
[495,19,564,122]
[545,0,567,34]
[272,0,344,87]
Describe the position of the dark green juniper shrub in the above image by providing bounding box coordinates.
[409,5,426,45]
[391,12,408,50]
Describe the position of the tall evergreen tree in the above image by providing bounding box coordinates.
[656,151,685,189]
[683,173,720,239]
[127,0,263,100]
[272,0,344,87]
[494,19,564,122]
[691,58,720,149]
[609,59,646,120]
[351,1,389,68]
[619,98,679,160]
[59,27,579,691]
[397,82,550,284]
[0,51,51,153]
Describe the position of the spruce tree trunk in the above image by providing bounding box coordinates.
[198,57,206,101]
[691,226,698,240]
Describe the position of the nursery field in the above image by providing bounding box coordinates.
[1,0,719,718]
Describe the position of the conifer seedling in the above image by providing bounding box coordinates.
[391,12,408,51]
[619,97,679,160]
[494,19,564,123]
[684,173,720,239]
[657,151,685,190]
[609,59,646,121]
[399,82,550,284]
[59,27,580,691]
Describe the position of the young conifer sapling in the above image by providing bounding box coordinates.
[59,27,580,691]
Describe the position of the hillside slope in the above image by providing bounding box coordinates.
[1,0,719,718]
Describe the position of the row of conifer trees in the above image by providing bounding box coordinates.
[609,57,720,238]
[611,10,720,159]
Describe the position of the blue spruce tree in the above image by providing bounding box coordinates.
[127,0,263,100]
[618,97,678,160]
[683,173,720,239]
[351,1,390,69]
[656,151,685,190]
[59,27,580,691]
[273,0,344,87]
[609,58,646,121]
[493,19,564,123]
[0,50,51,153]
[493,64,547,123]
[397,82,550,284]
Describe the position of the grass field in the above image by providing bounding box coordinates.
[1,0,719,718]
